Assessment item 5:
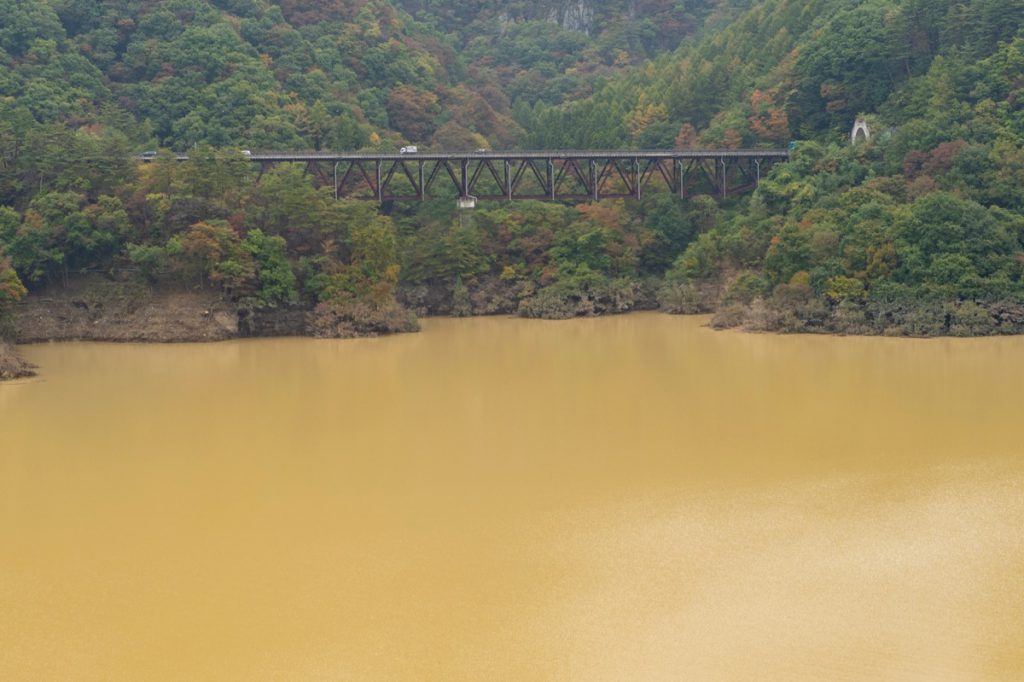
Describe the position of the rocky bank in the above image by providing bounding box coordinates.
[12,275,432,346]
[15,277,241,343]
[0,342,35,380]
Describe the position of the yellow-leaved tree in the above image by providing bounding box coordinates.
[0,252,28,339]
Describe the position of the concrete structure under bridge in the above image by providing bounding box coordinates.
[143,150,790,205]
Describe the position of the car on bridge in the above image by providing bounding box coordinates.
[400,146,418,154]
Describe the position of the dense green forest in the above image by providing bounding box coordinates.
[1,0,1023,341]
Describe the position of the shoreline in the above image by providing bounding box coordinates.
[7,306,1024,384]
[6,274,1024,383]
[13,303,1024,348]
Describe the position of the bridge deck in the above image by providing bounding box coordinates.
[141,149,789,202]
[154,149,790,162]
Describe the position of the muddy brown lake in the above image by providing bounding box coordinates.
[2,314,1022,680]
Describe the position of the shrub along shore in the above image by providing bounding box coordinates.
[0,342,34,380]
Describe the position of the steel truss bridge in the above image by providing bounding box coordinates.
[149,150,790,203]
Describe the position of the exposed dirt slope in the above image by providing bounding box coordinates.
[15,276,238,343]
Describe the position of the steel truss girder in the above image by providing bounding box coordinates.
[296,155,786,203]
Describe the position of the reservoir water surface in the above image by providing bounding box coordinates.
[2,314,1022,680]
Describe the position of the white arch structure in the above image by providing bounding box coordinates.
[852,118,871,145]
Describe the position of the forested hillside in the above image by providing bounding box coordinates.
[0,0,732,153]
[1,0,1023,344]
